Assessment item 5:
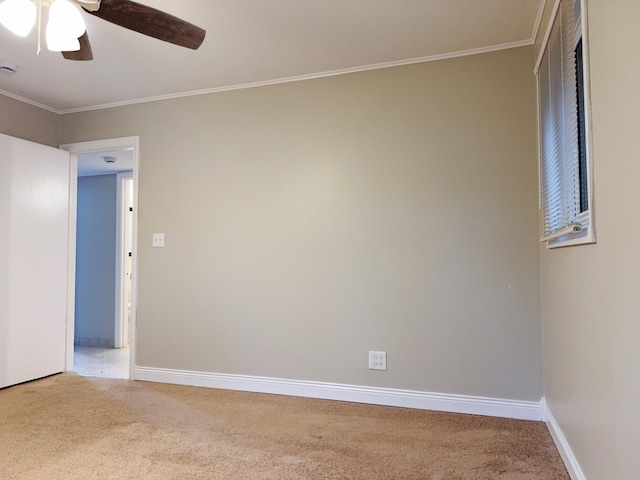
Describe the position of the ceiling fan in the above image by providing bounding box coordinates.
[0,0,206,61]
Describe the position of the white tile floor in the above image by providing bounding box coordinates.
[74,346,130,379]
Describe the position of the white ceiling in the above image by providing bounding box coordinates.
[0,0,543,113]
[77,148,133,176]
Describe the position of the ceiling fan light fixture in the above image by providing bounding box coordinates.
[1,0,205,61]
[46,26,80,51]
[46,0,85,52]
[0,0,36,37]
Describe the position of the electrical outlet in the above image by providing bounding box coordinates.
[369,351,387,371]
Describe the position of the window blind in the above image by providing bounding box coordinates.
[538,0,582,240]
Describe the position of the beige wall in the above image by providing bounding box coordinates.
[0,95,60,147]
[61,46,542,401]
[539,0,640,478]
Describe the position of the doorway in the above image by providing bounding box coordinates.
[61,137,139,380]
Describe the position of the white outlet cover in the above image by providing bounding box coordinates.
[368,351,387,371]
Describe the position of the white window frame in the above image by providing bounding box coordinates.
[535,0,595,248]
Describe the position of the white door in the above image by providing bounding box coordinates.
[122,177,133,348]
[0,134,70,389]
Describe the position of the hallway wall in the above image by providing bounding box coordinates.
[75,174,117,347]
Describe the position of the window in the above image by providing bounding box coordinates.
[536,0,595,247]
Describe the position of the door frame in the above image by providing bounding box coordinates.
[115,171,133,349]
[60,136,140,379]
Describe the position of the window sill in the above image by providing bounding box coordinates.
[544,212,596,249]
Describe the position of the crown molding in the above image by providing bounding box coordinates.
[61,39,534,115]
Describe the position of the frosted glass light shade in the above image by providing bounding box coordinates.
[0,0,37,37]
[46,0,85,51]
[46,26,80,51]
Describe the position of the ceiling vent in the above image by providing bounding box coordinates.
[0,62,18,74]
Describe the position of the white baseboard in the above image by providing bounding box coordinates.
[134,366,543,421]
[542,399,586,480]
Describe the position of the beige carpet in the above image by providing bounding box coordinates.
[0,373,568,479]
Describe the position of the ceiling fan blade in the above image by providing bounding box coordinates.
[73,0,101,12]
[86,0,206,50]
[62,32,94,61]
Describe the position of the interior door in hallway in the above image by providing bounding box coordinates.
[0,134,70,389]
[118,174,133,349]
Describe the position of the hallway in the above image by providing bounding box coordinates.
[74,347,129,379]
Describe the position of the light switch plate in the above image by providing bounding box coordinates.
[152,233,165,247]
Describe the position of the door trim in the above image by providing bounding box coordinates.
[60,136,140,380]
[115,171,133,349]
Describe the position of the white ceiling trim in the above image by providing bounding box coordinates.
[0,88,61,114]
[531,0,548,49]
[534,0,560,74]
[61,38,535,115]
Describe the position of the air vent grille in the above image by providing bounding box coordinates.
[0,63,18,74]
